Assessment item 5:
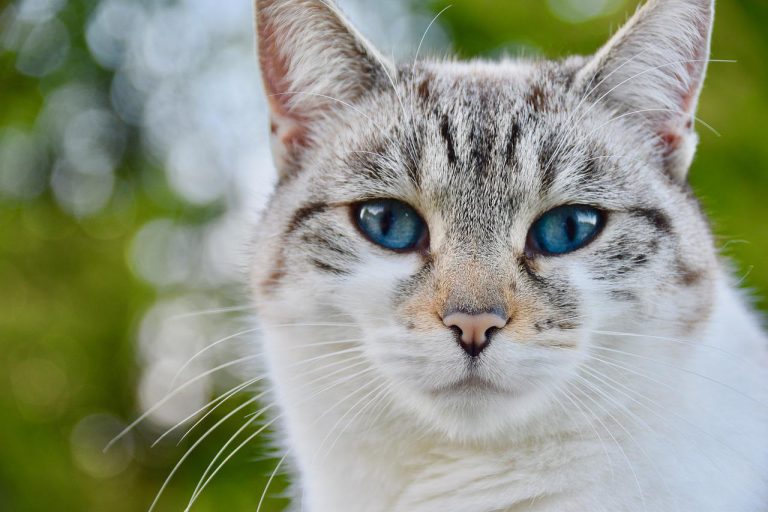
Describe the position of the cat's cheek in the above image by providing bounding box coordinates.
[364,331,462,386]
[337,252,426,327]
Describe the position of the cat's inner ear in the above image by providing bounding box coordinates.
[577,0,714,182]
[255,0,391,179]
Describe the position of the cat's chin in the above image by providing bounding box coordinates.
[429,373,507,395]
[399,376,560,441]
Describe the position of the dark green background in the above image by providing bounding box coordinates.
[1,0,766,511]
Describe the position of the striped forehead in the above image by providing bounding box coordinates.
[339,63,579,232]
[420,78,540,217]
[324,58,635,249]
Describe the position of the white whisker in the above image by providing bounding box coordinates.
[106,353,264,452]
[411,5,452,74]
[257,450,291,512]
[168,326,262,390]
[147,394,261,512]
[185,414,280,512]
[575,373,679,512]
[587,352,765,478]
[567,385,648,511]
[589,345,768,409]
[167,305,253,321]
[589,329,762,372]
[188,365,379,508]
[313,379,389,465]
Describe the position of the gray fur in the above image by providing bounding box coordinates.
[255,50,715,328]
[248,1,768,510]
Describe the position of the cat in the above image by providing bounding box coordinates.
[249,0,768,510]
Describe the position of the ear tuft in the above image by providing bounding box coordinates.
[255,0,390,179]
[578,0,714,182]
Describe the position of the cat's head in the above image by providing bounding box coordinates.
[251,0,718,439]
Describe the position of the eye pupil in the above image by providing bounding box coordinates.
[380,211,392,236]
[355,199,426,252]
[530,205,604,256]
[565,216,577,242]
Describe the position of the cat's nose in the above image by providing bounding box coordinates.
[442,310,509,357]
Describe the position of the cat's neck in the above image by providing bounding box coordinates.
[261,272,767,511]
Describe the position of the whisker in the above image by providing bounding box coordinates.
[171,335,364,398]
[147,394,262,512]
[257,450,291,512]
[589,107,720,139]
[188,365,379,509]
[270,91,375,123]
[589,329,762,373]
[548,58,734,167]
[313,379,389,465]
[180,354,367,445]
[549,385,614,474]
[377,53,408,122]
[296,377,387,509]
[168,326,262,390]
[316,384,392,498]
[411,5,452,74]
[110,342,366,451]
[547,48,652,171]
[736,265,755,286]
[167,304,253,321]
[361,384,396,432]
[567,384,648,511]
[267,322,363,328]
[584,58,735,123]
[575,373,679,512]
[587,352,766,477]
[153,381,261,448]
[105,353,264,452]
[589,345,768,410]
[185,414,280,512]
[192,357,371,502]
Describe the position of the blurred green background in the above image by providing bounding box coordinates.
[1,0,766,511]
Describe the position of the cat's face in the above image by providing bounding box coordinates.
[251,0,717,439]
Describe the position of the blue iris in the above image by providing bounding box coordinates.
[530,205,604,255]
[355,199,426,251]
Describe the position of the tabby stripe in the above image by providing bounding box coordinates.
[310,259,349,275]
[629,208,672,234]
[440,114,457,165]
[538,134,558,193]
[504,122,520,168]
[301,232,355,258]
[285,202,328,236]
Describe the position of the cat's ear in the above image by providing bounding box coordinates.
[255,0,391,178]
[578,0,714,182]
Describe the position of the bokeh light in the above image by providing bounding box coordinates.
[2,0,767,510]
[547,0,624,23]
[0,0,447,509]
[70,413,135,479]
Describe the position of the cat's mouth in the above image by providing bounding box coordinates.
[430,372,505,396]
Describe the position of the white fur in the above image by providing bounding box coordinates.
[258,271,768,511]
[249,1,768,510]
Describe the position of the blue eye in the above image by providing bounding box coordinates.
[355,199,426,251]
[529,205,605,255]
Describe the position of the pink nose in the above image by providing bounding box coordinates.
[442,311,508,357]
